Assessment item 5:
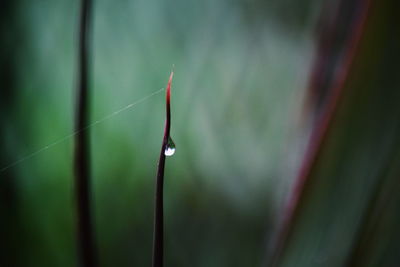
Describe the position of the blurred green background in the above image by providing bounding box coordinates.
[1,0,323,266]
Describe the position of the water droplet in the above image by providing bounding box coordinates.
[164,137,176,156]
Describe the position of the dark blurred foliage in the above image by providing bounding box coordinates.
[0,1,27,266]
[270,0,400,266]
[307,0,366,115]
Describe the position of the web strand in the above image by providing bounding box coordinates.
[0,88,165,173]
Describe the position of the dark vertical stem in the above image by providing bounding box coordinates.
[153,72,173,267]
[74,0,97,266]
[153,143,166,267]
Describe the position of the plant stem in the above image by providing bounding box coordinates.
[153,72,173,267]
[74,0,97,266]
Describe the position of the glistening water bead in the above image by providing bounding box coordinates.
[164,137,176,156]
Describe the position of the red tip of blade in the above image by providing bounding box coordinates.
[166,71,173,104]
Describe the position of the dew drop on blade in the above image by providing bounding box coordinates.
[164,137,176,156]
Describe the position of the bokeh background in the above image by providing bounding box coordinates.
[5,0,399,266]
